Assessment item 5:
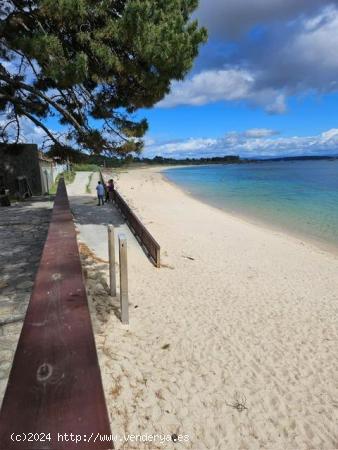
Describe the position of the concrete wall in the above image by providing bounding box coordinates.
[39,160,53,194]
[0,144,43,195]
[39,161,68,194]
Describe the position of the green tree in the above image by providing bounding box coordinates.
[0,0,206,155]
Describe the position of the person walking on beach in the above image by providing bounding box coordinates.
[108,179,114,202]
[96,181,105,206]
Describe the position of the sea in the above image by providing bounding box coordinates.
[164,159,338,252]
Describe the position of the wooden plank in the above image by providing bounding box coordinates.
[0,179,112,450]
[108,225,116,297]
[118,234,129,325]
[100,170,160,268]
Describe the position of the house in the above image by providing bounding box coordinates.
[0,143,66,196]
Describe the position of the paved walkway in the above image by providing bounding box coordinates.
[0,198,52,403]
[67,172,144,264]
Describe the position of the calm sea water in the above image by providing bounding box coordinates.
[164,160,338,251]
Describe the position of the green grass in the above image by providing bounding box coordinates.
[72,163,99,172]
[86,172,93,193]
[50,170,75,194]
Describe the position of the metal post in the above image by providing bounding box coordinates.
[156,247,161,268]
[118,233,129,324]
[108,225,116,296]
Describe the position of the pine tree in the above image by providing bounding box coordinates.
[0,0,206,155]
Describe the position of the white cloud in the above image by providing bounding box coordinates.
[321,128,338,142]
[158,69,254,108]
[150,138,218,155]
[244,128,279,138]
[160,4,338,112]
[143,128,338,159]
[158,69,285,113]
[264,94,287,114]
[181,2,338,111]
[287,6,338,74]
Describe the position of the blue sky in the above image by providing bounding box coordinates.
[5,0,338,159]
[140,0,338,159]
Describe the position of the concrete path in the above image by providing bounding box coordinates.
[66,171,94,197]
[66,171,144,265]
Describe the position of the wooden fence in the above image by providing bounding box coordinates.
[100,170,160,268]
[0,178,112,450]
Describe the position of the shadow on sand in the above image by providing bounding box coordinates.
[78,241,133,326]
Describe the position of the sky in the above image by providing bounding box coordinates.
[5,0,338,159]
[140,0,338,159]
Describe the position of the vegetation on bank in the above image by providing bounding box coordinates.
[132,155,241,165]
[50,151,242,168]
[50,170,75,194]
[86,173,94,194]
[73,164,99,172]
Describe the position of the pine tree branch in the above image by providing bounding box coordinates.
[0,93,61,146]
[24,111,60,146]
[0,73,86,132]
[14,112,20,143]
[103,118,128,142]
[0,118,16,142]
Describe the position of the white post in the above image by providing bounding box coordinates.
[108,225,116,296]
[118,233,129,324]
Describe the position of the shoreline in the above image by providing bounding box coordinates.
[159,166,338,259]
[89,166,338,450]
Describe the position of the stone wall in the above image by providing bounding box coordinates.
[0,144,42,195]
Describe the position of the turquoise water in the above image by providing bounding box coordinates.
[164,160,338,251]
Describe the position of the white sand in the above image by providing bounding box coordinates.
[78,167,338,450]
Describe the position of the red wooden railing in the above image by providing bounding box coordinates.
[100,170,160,268]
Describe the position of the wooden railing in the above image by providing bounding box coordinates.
[100,170,161,268]
[0,178,112,450]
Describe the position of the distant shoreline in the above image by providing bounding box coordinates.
[104,155,338,173]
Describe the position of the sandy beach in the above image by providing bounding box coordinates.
[72,167,338,450]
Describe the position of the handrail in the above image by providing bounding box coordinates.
[0,178,112,450]
[100,169,160,268]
